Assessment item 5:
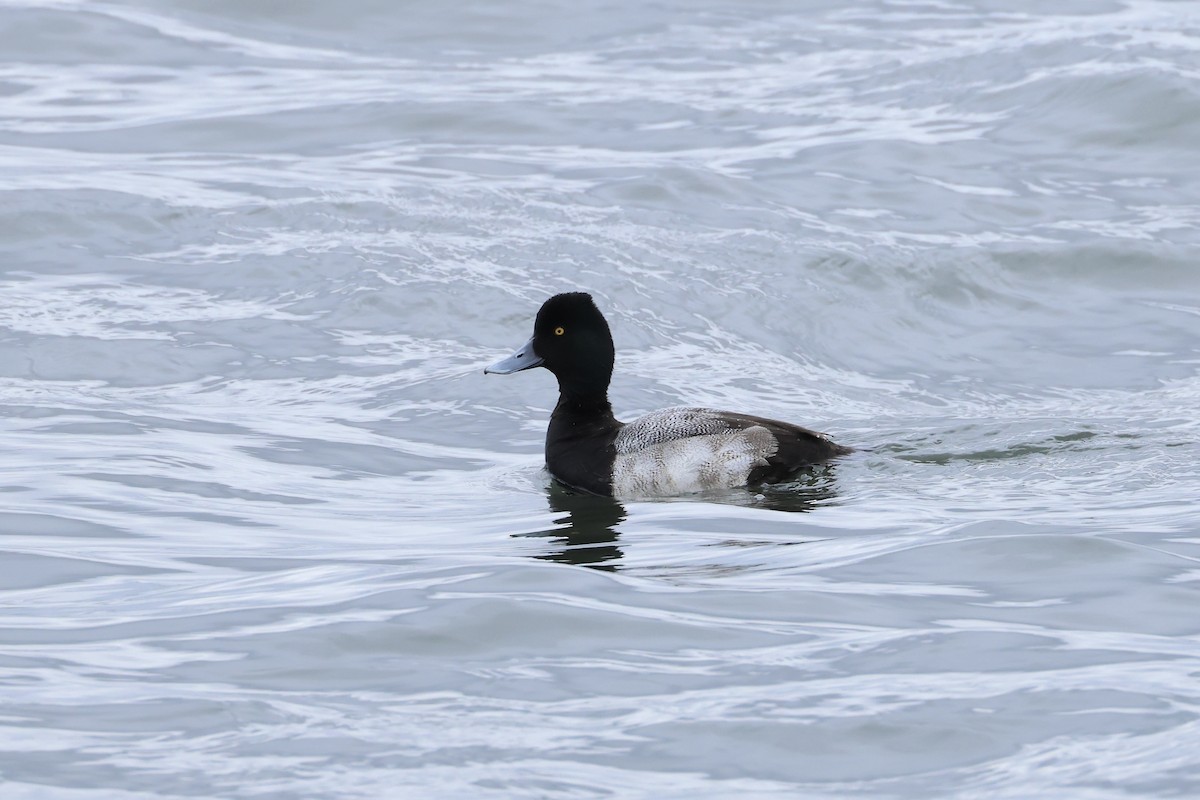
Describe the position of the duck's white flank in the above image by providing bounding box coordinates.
[612,407,778,497]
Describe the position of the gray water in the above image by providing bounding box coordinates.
[2,0,1200,797]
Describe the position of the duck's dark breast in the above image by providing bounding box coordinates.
[544,399,622,496]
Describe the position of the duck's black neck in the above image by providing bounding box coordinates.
[552,390,616,420]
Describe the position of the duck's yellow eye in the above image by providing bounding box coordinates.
[554,326,565,336]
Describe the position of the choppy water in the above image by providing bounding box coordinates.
[2,0,1200,797]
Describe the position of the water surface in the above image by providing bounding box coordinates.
[2,1,1200,797]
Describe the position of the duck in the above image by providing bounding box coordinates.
[485,292,850,498]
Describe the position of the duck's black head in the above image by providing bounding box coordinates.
[486,292,615,400]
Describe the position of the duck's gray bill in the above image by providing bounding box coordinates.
[484,336,544,374]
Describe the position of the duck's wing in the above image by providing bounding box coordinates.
[616,407,847,454]
[710,411,852,483]
[613,407,849,496]
[613,407,731,454]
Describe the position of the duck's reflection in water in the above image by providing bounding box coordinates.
[523,483,626,571]
[718,468,842,513]
[522,468,842,571]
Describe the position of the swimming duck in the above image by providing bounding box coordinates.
[485,292,850,497]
